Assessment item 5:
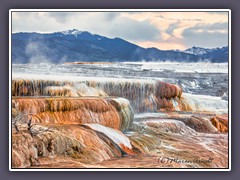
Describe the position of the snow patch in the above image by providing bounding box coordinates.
[61,29,82,37]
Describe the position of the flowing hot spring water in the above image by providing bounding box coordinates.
[11,62,229,168]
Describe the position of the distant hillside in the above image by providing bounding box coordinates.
[184,46,229,63]
[12,29,229,63]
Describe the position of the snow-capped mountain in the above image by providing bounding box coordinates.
[57,29,86,38]
[11,29,229,64]
[184,46,212,55]
[61,29,83,36]
[183,46,229,62]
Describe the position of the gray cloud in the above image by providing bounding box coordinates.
[46,12,121,23]
[107,17,161,42]
[207,22,228,30]
[103,12,121,21]
[206,12,229,15]
[182,23,228,48]
[13,12,161,42]
[51,12,161,42]
[182,28,228,48]
[166,21,181,36]
[158,15,203,22]
[13,12,40,18]
[191,22,228,31]
[46,12,76,23]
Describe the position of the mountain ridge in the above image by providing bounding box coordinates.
[12,29,229,63]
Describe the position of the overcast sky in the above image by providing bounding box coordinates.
[12,11,229,50]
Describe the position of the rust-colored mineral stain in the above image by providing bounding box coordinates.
[12,97,133,131]
[210,114,228,132]
[157,98,175,111]
[11,125,125,168]
[119,144,136,155]
[11,76,228,169]
[155,81,182,99]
